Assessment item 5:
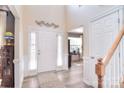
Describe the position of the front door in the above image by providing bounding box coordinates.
[37,31,57,73]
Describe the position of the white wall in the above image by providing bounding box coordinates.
[22,5,67,77]
[66,5,117,56]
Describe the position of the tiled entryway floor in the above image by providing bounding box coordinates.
[22,61,93,88]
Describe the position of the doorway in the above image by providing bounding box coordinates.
[68,27,84,68]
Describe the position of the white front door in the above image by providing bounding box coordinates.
[37,31,57,73]
[91,11,120,87]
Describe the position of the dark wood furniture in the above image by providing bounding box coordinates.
[0,46,14,87]
[0,10,15,88]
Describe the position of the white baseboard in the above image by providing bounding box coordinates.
[24,70,37,78]
[83,79,94,87]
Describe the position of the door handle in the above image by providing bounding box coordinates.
[37,50,40,55]
[38,53,40,55]
[91,56,95,59]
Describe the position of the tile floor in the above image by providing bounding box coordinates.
[22,61,93,88]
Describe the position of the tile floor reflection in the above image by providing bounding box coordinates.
[22,61,93,88]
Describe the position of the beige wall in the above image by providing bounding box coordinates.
[66,5,117,56]
[22,5,66,55]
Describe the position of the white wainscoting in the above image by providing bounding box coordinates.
[14,58,24,88]
[83,57,97,88]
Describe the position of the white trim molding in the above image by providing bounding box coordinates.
[90,6,124,22]
[8,5,24,88]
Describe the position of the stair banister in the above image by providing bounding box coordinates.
[95,27,124,88]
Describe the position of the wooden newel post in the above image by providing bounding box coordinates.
[95,58,105,88]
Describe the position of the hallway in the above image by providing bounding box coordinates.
[22,61,92,88]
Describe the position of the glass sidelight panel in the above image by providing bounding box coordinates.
[29,32,37,70]
[57,35,63,66]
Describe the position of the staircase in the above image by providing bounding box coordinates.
[95,26,124,88]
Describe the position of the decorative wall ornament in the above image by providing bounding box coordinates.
[35,20,59,28]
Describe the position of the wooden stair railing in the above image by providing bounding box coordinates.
[95,27,124,88]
